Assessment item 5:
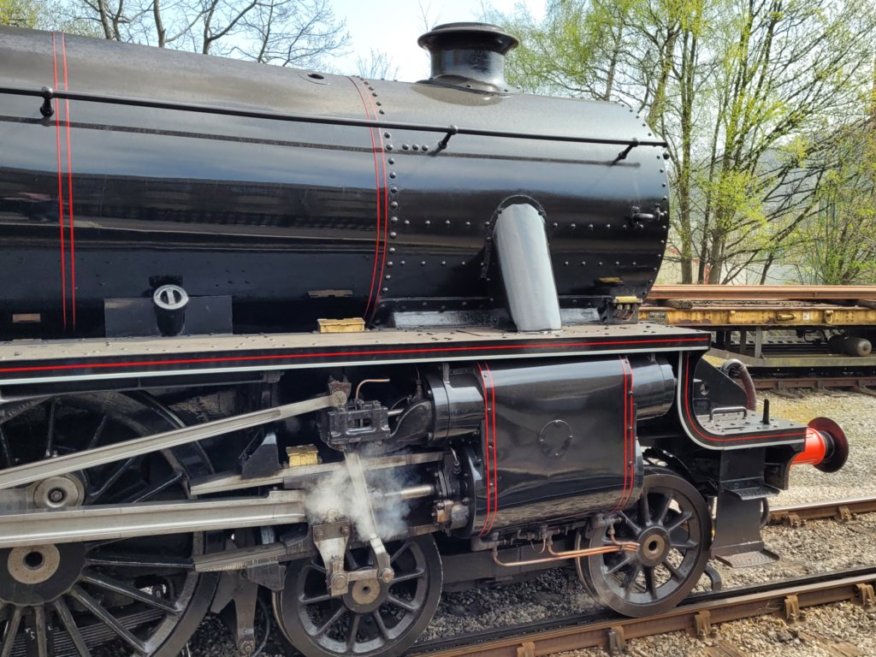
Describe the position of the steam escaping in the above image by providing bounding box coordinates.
[304,450,414,541]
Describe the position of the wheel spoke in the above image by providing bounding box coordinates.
[45,398,57,458]
[306,562,327,576]
[88,457,137,503]
[643,567,657,599]
[345,551,359,571]
[300,592,332,605]
[639,494,651,526]
[387,594,420,612]
[371,611,390,640]
[81,571,180,614]
[314,605,346,639]
[654,493,674,525]
[622,563,642,598]
[390,541,411,563]
[69,585,147,653]
[670,538,698,551]
[390,568,425,585]
[0,427,13,468]
[664,510,692,534]
[663,560,684,581]
[122,471,185,504]
[617,511,642,534]
[53,597,92,657]
[86,415,109,450]
[346,613,361,651]
[605,554,634,576]
[32,605,50,657]
[0,606,21,657]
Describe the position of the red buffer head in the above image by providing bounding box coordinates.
[792,417,849,473]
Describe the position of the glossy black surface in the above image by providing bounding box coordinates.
[0,26,668,338]
[472,358,642,534]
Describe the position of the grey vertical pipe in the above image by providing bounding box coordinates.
[493,203,562,331]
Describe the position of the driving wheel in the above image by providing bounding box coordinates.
[0,393,218,656]
[273,535,442,657]
[578,470,710,617]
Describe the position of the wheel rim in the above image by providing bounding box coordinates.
[0,394,215,656]
[274,535,442,657]
[580,471,709,617]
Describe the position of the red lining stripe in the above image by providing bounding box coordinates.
[346,77,386,319]
[51,33,67,329]
[614,357,634,510]
[61,33,77,328]
[681,353,802,443]
[477,363,492,535]
[346,78,382,318]
[486,364,498,534]
[0,336,709,376]
[477,363,499,535]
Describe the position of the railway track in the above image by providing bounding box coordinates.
[769,497,876,526]
[412,567,876,657]
[409,496,876,657]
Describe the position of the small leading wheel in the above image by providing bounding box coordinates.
[578,470,710,617]
[273,535,442,657]
[0,393,218,657]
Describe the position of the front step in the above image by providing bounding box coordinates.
[725,481,780,501]
[715,548,779,568]
[710,491,773,564]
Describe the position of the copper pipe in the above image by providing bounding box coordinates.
[492,542,638,568]
[354,378,391,401]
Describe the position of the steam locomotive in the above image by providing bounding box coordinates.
[0,22,848,657]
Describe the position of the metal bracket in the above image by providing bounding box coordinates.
[516,641,536,657]
[783,512,804,528]
[606,625,626,655]
[312,519,352,597]
[855,583,876,611]
[783,593,802,622]
[695,610,714,638]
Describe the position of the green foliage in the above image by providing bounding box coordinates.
[0,0,40,27]
[490,0,876,284]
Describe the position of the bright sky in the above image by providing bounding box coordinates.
[329,0,546,81]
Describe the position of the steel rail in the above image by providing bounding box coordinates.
[411,566,876,657]
[769,497,876,527]
[648,285,876,302]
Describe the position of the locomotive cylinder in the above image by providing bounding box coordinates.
[425,356,677,443]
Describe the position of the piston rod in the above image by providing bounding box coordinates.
[0,491,305,548]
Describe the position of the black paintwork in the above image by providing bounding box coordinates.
[463,358,642,535]
[0,26,668,338]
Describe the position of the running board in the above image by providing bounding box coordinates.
[0,491,305,548]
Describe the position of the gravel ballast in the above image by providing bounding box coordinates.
[186,390,876,657]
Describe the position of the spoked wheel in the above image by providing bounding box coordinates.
[0,393,218,656]
[578,470,710,617]
[273,535,442,657]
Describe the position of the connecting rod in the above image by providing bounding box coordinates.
[0,392,345,491]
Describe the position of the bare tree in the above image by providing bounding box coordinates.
[63,0,348,68]
[356,49,398,80]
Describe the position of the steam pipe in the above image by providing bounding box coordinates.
[493,202,562,332]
